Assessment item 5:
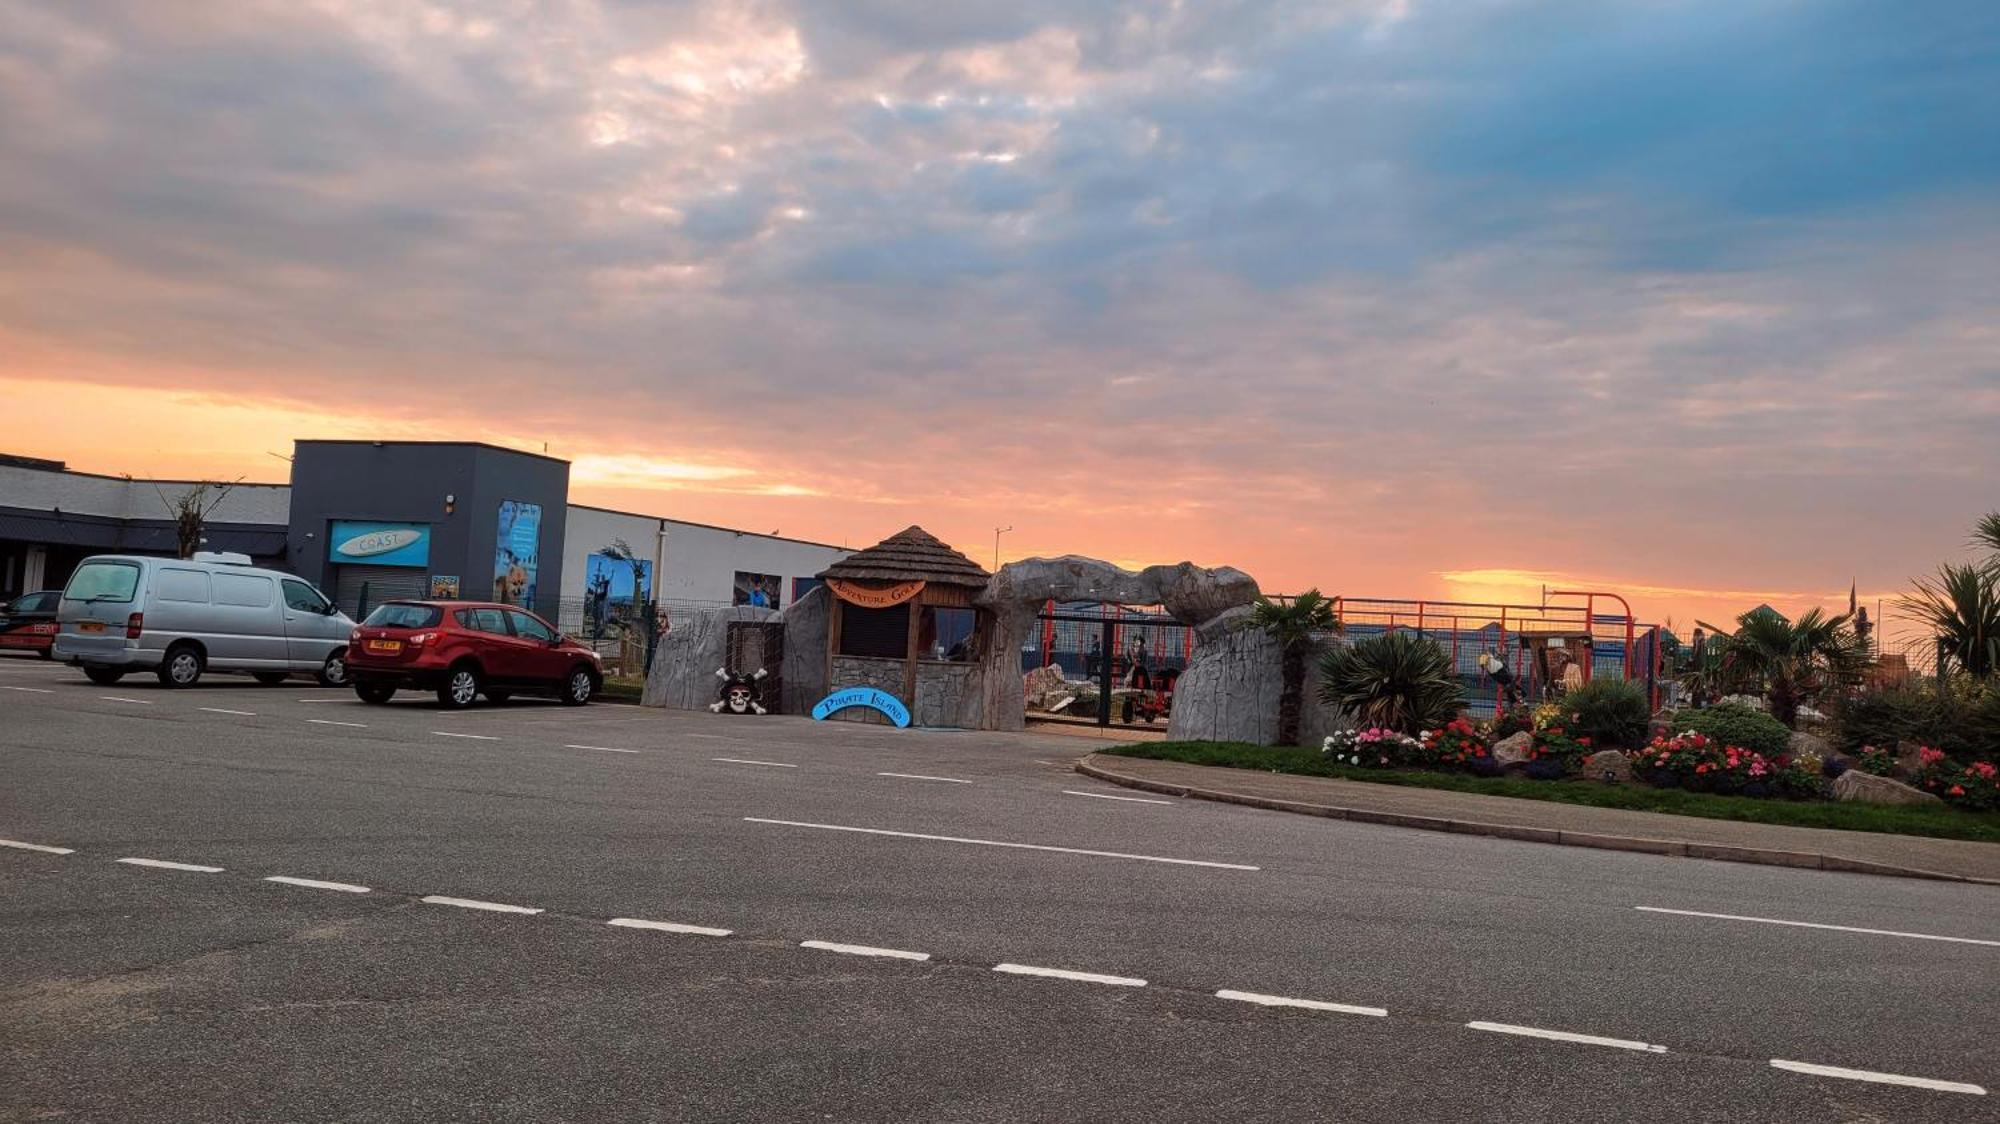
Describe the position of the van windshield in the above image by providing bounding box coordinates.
[65,561,141,604]
[362,603,442,629]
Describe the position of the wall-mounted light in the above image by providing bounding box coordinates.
[444,493,457,515]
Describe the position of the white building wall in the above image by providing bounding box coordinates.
[562,505,850,609]
[0,463,291,524]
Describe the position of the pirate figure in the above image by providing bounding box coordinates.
[1477,651,1522,709]
[710,666,770,715]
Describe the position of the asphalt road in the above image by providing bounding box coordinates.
[3,653,1996,1122]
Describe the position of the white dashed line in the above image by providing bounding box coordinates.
[117,857,225,873]
[567,744,640,754]
[432,731,499,740]
[608,918,733,937]
[1635,906,2000,947]
[744,818,1258,871]
[265,875,371,894]
[421,895,542,914]
[993,963,1146,987]
[0,839,74,855]
[713,757,798,768]
[877,772,972,784]
[0,685,52,693]
[100,695,151,705]
[801,940,932,962]
[1215,990,1387,1017]
[1063,789,1174,805]
[199,707,258,716]
[1769,1059,1985,1095]
[1466,1022,1666,1053]
[294,698,347,704]
[308,719,367,728]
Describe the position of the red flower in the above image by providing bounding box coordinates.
[1950,785,1966,797]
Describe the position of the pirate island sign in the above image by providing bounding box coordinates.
[810,687,911,728]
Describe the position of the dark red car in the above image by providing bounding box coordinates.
[0,590,60,658]
[345,600,603,708]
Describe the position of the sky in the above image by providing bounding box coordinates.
[2,0,1996,634]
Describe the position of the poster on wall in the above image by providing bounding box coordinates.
[733,571,782,609]
[493,501,542,606]
[584,551,653,639]
[429,574,461,599]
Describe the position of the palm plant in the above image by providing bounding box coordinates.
[1317,630,1461,736]
[1699,606,1868,728]
[1901,563,2000,680]
[1249,589,1340,745]
[1978,511,2000,576]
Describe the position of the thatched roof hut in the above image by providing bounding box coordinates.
[818,525,990,588]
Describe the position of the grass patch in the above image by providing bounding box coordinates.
[598,675,646,704]
[1105,741,2000,844]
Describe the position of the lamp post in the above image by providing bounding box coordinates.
[994,525,1012,571]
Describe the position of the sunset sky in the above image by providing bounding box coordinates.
[3,0,1996,633]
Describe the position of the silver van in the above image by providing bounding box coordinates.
[54,553,356,689]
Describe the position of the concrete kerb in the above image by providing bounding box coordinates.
[1072,756,1998,886]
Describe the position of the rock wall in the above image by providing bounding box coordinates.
[776,585,830,715]
[1165,607,1284,744]
[915,662,982,728]
[641,605,779,710]
[826,655,906,724]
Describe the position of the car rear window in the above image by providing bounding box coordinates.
[64,561,141,604]
[362,603,442,629]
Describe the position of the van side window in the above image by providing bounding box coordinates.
[213,573,275,609]
[156,569,211,604]
[281,580,328,614]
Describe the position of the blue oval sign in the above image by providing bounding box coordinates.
[811,687,911,728]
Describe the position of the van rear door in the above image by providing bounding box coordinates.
[56,559,144,658]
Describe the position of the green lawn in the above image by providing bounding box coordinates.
[1104,741,2000,844]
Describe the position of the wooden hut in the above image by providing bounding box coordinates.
[817,526,992,726]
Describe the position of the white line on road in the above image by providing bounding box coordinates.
[1768,1059,1984,1095]
[0,838,74,854]
[421,895,542,914]
[308,719,367,728]
[1635,906,1999,948]
[1466,1021,1666,1053]
[877,772,972,784]
[713,757,798,768]
[743,817,1258,871]
[993,963,1146,987]
[1063,789,1174,805]
[1215,989,1387,1017]
[801,940,932,961]
[432,731,499,741]
[117,857,225,873]
[608,918,733,937]
[295,698,347,704]
[265,875,371,894]
[100,696,151,705]
[567,744,640,754]
[199,707,258,716]
[0,685,52,693]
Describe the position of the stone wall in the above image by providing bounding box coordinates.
[1165,607,1283,744]
[914,662,982,728]
[777,585,830,715]
[640,605,778,710]
[826,655,906,725]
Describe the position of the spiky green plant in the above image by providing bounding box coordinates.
[1902,563,2000,680]
[1978,512,2000,575]
[1249,590,1341,746]
[1317,630,1461,736]
[1702,607,1868,728]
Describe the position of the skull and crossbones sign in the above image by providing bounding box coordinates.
[709,666,769,715]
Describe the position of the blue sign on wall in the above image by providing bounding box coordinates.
[329,520,432,568]
[811,687,911,728]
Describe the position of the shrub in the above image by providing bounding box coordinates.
[1422,718,1492,771]
[1487,705,1535,740]
[1636,733,1810,798]
[1322,727,1423,769]
[1833,687,1971,758]
[1318,631,1462,736]
[1675,704,1790,758]
[1552,678,1651,749]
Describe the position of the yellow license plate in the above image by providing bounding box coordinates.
[366,639,403,653]
[78,620,106,634]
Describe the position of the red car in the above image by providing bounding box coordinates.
[0,591,60,658]
[345,600,603,708]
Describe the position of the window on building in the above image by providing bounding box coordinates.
[920,606,978,661]
[839,602,909,659]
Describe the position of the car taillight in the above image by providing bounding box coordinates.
[408,631,438,647]
[126,612,144,639]
[349,629,363,643]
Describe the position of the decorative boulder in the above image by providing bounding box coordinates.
[1830,770,1942,806]
[1023,664,1069,709]
[1893,741,1930,779]
[1786,729,1833,760]
[1492,732,1534,766]
[1580,749,1634,785]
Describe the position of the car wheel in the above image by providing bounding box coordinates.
[485,690,512,704]
[354,683,396,705]
[317,648,349,688]
[83,665,125,686]
[437,664,482,709]
[253,672,290,686]
[157,644,204,689]
[560,666,594,707]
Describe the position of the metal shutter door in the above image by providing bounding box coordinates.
[332,565,429,619]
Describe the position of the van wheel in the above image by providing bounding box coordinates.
[560,666,595,706]
[157,644,204,689]
[84,666,125,686]
[317,649,349,688]
[437,664,482,709]
[253,672,290,686]
[354,683,396,705]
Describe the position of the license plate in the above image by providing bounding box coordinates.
[78,620,106,634]
[366,639,403,653]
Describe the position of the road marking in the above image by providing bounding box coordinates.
[1769,1059,1985,1095]
[100,696,152,705]
[265,875,371,894]
[1215,989,1387,1017]
[421,895,542,914]
[608,918,732,937]
[877,772,972,784]
[993,963,1146,987]
[713,757,798,768]
[117,857,225,873]
[1634,906,1999,948]
[0,685,53,693]
[295,698,347,704]
[567,744,640,754]
[1063,789,1174,805]
[308,719,367,728]
[432,731,499,741]
[1465,1022,1666,1053]
[743,818,1258,871]
[800,940,932,961]
[0,838,74,855]
[199,707,258,716]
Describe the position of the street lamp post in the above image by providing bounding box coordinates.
[994,525,1013,571]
